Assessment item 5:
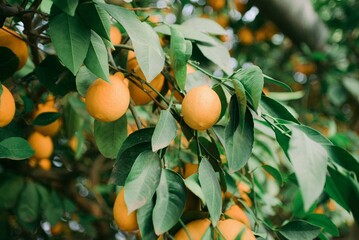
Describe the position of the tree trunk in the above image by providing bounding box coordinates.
[250,0,329,51]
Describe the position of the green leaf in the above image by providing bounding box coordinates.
[279,220,321,240]
[0,47,18,81]
[182,17,226,35]
[184,173,206,204]
[324,175,349,212]
[34,55,76,96]
[152,110,178,152]
[124,151,161,213]
[225,99,254,173]
[260,96,299,124]
[197,42,232,75]
[0,137,35,160]
[305,213,339,237]
[137,197,157,240]
[76,66,98,97]
[232,80,247,133]
[36,185,63,225]
[263,74,292,92]
[153,169,186,235]
[77,2,111,41]
[233,66,264,111]
[199,158,222,226]
[99,3,165,81]
[94,116,127,159]
[16,181,40,224]
[288,128,328,211]
[52,0,79,16]
[289,124,332,145]
[84,31,109,81]
[325,145,359,179]
[213,85,228,121]
[262,165,283,186]
[33,112,61,126]
[110,128,154,186]
[0,174,24,209]
[49,6,91,74]
[170,26,191,91]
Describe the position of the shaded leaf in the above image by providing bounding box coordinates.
[232,80,247,133]
[16,181,39,225]
[263,165,283,186]
[94,116,127,159]
[0,137,35,160]
[305,213,339,237]
[153,169,186,235]
[33,112,61,126]
[124,151,161,213]
[52,0,79,16]
[184,173,206,204]
[76,66,98,96]
[0,47,18,81]
[199,158,222,226]
[279,220,321,240]
[137,197,157,240]
[152,110,178,152]
[0,174,24,209]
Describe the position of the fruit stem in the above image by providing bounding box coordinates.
[128,101,142,130]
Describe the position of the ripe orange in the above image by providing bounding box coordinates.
[85,74,130,122]
[38,158,51,171]
[181,85,221,131]
[0,26,28,70]
[113,188,138,231]
[0,84,15,127]
[235,0,247,14]
[216,219,255,240]
[207,0,225,11]
[33,96,62,136]
[128,65,165,105]
[28,131,54,159]
[69,136,78,152]
[238,27,254,45]
[110,25,122,45]
[237,182,253,207]
[183,163,198,179]
[174,218,211,240]
[51,222,63,235]
[224,205,251,229]
[127,50,138,71]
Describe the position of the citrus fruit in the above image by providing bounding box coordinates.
[28,131,54,159]
[38,158,51,171]
[85,74,130,122]
[0,84,15,127]
[51,222,63,235]
[69,136,78,152]
[207,0,225,11]
[33,96,62,136]
[0,26,28,70]
[110,25,122,45]
[181,85,221,131]
[174,218,211,240]
[224,204,251,229]
[183,163,198,179]
[128,65,165,105]
[238,27,254,45]
[113,188,138,231]
[216,219,255,240]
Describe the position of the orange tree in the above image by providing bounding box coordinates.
[0,0,359,239]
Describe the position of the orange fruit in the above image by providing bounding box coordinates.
[237,182,252,207]
[51,222,63,236]
[28,131,54,159]
[207,0,225,11]
[38,158,51,171]
[238,27,254,45]
[183,163,198,179]
[128,65,165,105]
[33,96,62,136]
[174,218,211,240]
[216,219,255,240]
[0,84,15,127]
[69,136,78,152]
[235,0,247,13]
[86,74,130,122]
[110,25,122,45]
[113,188,138,231]
[215,14,229,28]
[224,205,251,229]
[0,26,28,70]
[181,85,221,131]
[127,50,138,71]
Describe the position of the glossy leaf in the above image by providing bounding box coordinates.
[225,98,254,173]
[52,0,79,16]
[94,116,127,159]
[288,127,328,211]
[182,17,226,35]
[233,66,263,111]
[33,112,61,126]
[110,128,154,186]
[84,31,109,81]
[305,213,339,237]
[137,197,157,240]
[199,158,222,226]
[279,220,321,240]
[0,137,35,160]
[77,2,111,41]
[124,151,161,213]
[170,26,191,91]
[99,3,165,81]
[153,169,186,235]
[49,6,90,74]
[76,65,98,96]
[152,110,178,152]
